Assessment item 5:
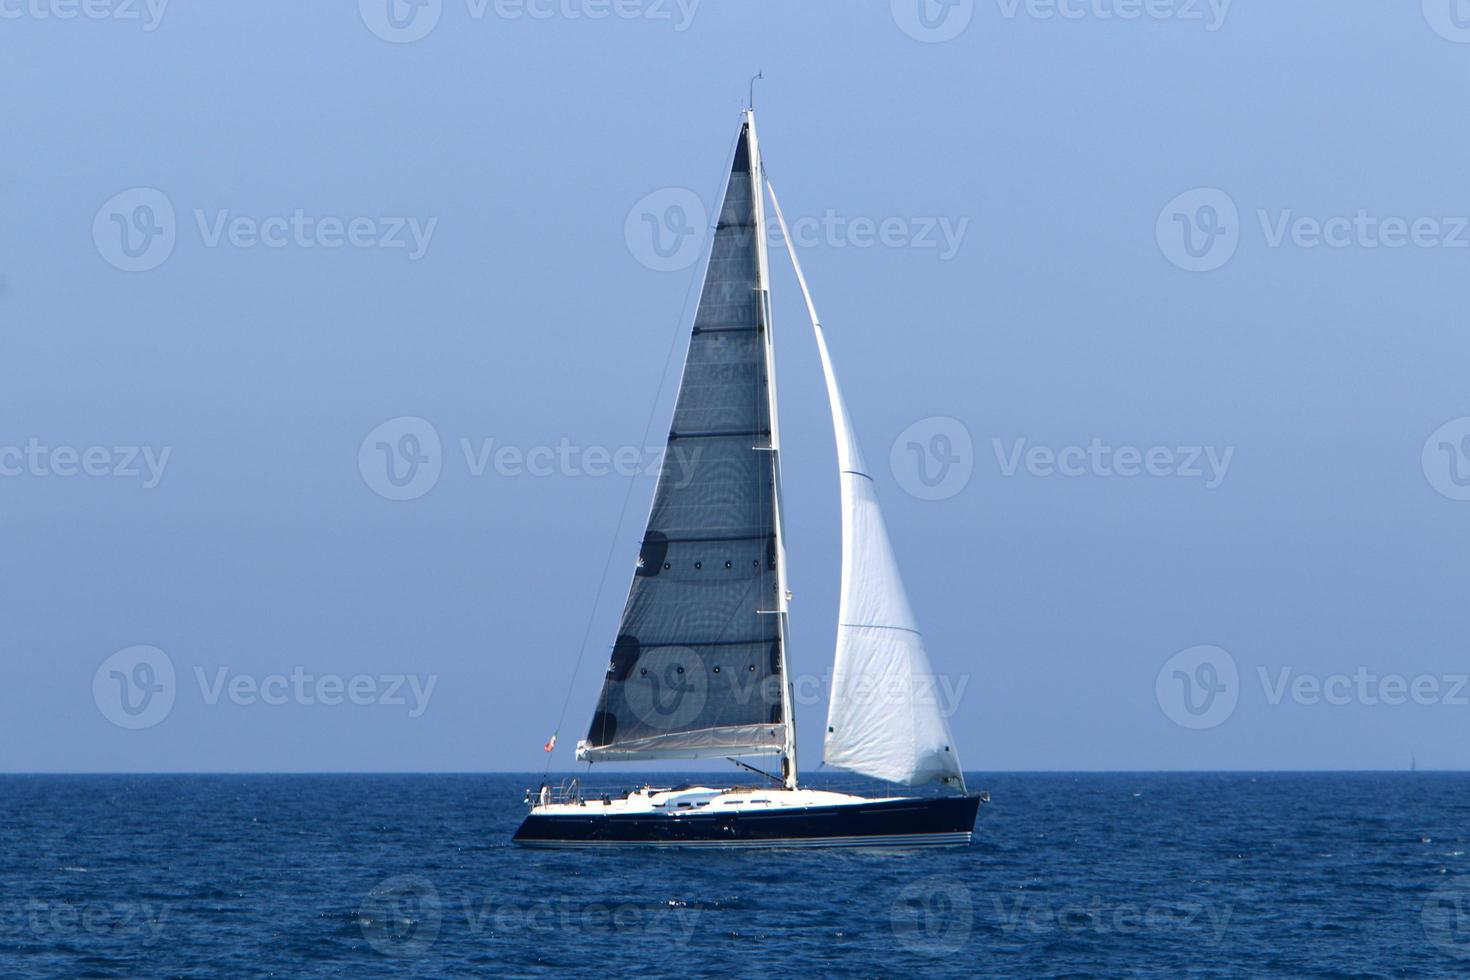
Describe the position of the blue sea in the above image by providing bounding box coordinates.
[3,773,1468,977]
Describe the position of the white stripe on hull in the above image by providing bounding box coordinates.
[516,831,972,849]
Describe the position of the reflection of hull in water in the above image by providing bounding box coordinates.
[513,787,982,848]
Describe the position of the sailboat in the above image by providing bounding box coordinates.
[514,106,982,848]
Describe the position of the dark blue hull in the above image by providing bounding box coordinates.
[513,794,981,848]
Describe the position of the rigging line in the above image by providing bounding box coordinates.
[544,116,747,778]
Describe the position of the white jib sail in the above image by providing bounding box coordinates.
[766,179,966,790]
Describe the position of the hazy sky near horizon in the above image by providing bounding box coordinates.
[3,1,1469,773]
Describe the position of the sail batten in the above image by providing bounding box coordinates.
[577,118,787,765]
[766,179,967,791]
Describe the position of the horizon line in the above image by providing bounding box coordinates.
[0,768,1458,776]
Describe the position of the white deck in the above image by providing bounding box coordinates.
[528,785,905,818]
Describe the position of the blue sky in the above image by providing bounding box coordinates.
[3,1,1468,772]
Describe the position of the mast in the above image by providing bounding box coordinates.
[746,108,799,789]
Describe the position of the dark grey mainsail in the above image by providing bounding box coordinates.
[578,121,788,762]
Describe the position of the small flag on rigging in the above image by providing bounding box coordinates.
[543,734,557,753]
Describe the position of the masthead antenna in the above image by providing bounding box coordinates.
[749,71,763,110]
